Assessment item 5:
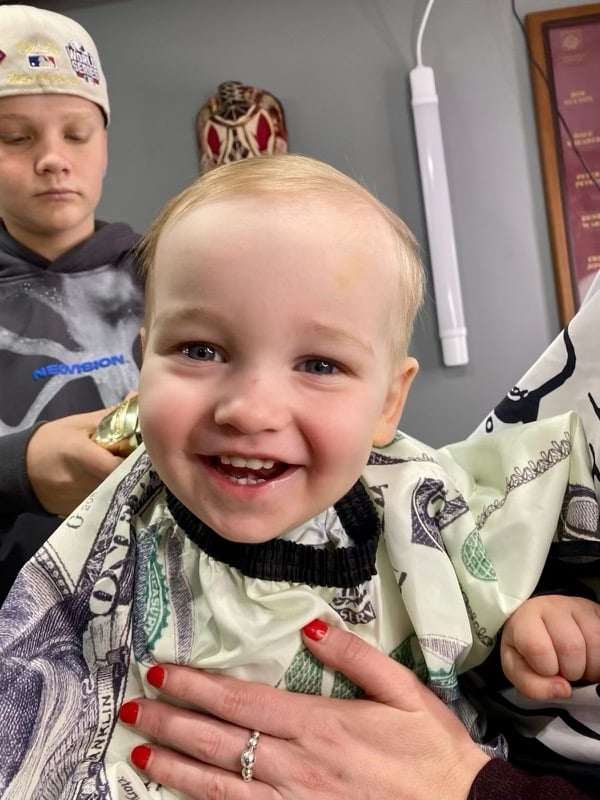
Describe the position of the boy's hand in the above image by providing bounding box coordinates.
[26,409,124,517]
[501,595,600,700]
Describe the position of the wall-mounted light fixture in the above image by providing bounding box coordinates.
[410,0,468,366]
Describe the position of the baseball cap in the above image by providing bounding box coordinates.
[0,4,110,124]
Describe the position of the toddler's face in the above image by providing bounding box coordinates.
[139,195,416,543]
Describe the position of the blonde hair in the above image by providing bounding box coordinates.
[138,154,424,358]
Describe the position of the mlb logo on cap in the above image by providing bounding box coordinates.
[28,54,56,69]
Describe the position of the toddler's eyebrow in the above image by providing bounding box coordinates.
[306,323,374,356]
[151,309,373,356]
[152,306,225,332]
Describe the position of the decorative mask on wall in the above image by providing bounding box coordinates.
[197,80,288,172]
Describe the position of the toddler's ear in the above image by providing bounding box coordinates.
[139,327,146,359]
[372,357,418,447]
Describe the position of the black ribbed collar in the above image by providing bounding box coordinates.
[166,481,381,588]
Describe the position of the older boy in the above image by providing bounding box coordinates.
[0,155,598,798]
[0,4,144,601]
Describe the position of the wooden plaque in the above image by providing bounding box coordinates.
[526,3,600,323]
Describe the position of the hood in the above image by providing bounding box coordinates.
[0,220,140,278]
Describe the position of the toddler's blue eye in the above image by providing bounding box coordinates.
[300,359,338,375]
[181,343,222,361]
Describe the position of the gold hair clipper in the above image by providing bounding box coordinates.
[91,394,142,457]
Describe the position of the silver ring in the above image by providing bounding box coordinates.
[240,730,261,781]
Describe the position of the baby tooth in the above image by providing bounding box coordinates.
[221,455,277,470]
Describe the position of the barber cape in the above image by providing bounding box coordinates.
[0,413,598,799]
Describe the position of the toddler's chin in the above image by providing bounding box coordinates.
[183,506,280,545]
[206,522,280,545]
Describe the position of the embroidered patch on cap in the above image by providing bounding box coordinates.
[65,40,99,85]
[28,54,56,69]
[16,37,59,56]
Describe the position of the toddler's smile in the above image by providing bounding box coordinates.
[207,455,290,485]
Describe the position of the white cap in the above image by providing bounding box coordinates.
[0,4,110,124]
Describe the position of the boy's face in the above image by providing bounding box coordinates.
[140,195,417,543]
[0,94,107,255]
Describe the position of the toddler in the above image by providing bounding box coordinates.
[0,154,598,798]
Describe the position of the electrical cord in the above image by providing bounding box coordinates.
[416,0,435,66]
[511,0,600,194]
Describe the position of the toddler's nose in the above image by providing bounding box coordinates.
[213,376,290,434]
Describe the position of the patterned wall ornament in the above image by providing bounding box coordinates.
[196,80,287,172]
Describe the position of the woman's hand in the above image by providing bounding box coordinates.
[119,621,489,799]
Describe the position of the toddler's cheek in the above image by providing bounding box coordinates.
[137,393,172,453]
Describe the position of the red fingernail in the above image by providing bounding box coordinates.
[131,744,152,771]
[146,665,165,688]
[302,619,328,641]
[119,701,139,725]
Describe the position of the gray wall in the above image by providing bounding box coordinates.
[42,0,585,445]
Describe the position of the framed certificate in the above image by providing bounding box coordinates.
[526,3,600,323]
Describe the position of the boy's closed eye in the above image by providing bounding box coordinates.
[0,131,30,145]
[64,127,93,143]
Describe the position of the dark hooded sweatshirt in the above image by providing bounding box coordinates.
[0,221,143,601]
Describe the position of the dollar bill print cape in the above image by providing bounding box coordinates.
[0,405,598,799]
